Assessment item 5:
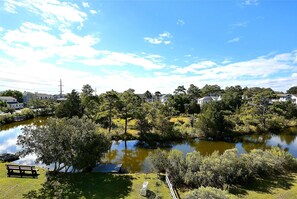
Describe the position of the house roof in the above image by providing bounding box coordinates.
[0,96,16,101]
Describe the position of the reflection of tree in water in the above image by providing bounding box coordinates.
[121,148,150,173]
[188,140,235,156]
[104,150,118,162]
[241,134,272,153]
[279,134,296,145]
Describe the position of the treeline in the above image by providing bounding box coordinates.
[54,84,297,139]
[149,147,297,197]
[1,84,297,138]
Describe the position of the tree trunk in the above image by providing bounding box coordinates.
[124,117,128,135]
[108,105,112,133]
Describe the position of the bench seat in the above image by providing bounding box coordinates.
[6,164,39,178]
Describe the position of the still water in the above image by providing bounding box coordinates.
[1,118,297,173]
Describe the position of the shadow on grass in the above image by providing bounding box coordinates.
[229,173,296,197]
[23,172,133,199]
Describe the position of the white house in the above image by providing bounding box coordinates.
[0,96,24,109]
[271,94,297,105]
[160,95,169,104]
[291,94,297,105]
[197,95,222,106]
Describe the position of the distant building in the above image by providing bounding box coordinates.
[291,94,297,105]
[197,95,222,106]
[271,94,297,105]
[0,96,24,109]
[160,95,169,104]
[23,92,55,104]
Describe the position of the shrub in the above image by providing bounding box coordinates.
[184,186,230,199]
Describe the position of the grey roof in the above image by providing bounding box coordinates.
[0,96,16,100]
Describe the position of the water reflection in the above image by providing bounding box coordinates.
[0,119,296,173]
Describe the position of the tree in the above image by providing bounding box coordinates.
[17,117,110,172]
[56,90,83,118]
[287,86,297,94]
[118,89,142,135]
[252,88,275,129]
[154,91,162,101]
[196,102,225,138]
[174,85,187,95]
[201,84,222,96]
[80,84,99,119]
[98,90,119,132]
[144,90,153,101]
[0,90,23,102]
[222,85,243,112]
[187,84,201,100]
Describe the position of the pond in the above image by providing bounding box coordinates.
[1,118,297,173]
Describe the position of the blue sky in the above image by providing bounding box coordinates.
[0,0,296,94]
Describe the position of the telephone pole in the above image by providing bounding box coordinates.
[59,79,63,98]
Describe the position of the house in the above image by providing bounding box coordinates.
[0,96,24,110]
[291,94,297,105]
[270,94,297,105]
[197,95,222,106]
[160,95,169,104]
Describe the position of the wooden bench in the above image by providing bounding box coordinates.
[6,164,39,178]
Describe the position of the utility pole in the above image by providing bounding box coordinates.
[59,79,63,98]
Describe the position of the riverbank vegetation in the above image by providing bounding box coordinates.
[17,117,110,173]
[150,147,297,198]
[1,84,297,140]
[54,84,297,140]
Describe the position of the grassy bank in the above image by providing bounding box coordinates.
[0,163,170,198]
[230,173,297,199]
[0,163,47,199]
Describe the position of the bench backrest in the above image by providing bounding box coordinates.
[6,164,36,170]
[6,164,19,169]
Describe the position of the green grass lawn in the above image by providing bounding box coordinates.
[0,163,171,198]
[229,173,297,199]
[0,163,47,199]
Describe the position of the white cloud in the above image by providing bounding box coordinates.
[3,0,87,28]
[0,27,4,32]
[172,51,297,91]
[144,31,172,45]
[79,52,165,70]
[173,61,217,74]
[231,21,249,28]
[227,37,241,43]
[90,10,97,14]
[82,2,89,8]
[243,0,259,6]
[177,19,185,26]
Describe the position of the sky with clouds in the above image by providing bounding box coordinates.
[0,0,296,94]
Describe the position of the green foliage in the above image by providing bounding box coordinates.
[196,102,225,138]
[80,84,99,120]
[187,84,201,100]
[287,86,297,94]
[149,149,169,173]
[201,84,222,96]
[221,85,243,112]
[56,90,83,118]
[17,116,110,172]
[150,148,297,189]
[184,186,230,199]
[0,113,14,125]
[118,89,142,134]
[0,89,23,102]
[97,90,120,132]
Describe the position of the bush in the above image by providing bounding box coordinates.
[150,147,297,189]
[184,186,230,199]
